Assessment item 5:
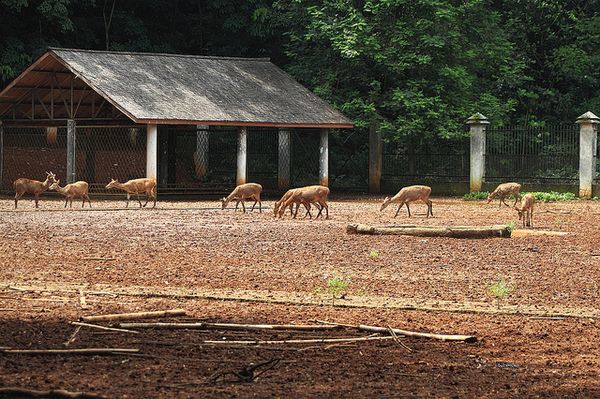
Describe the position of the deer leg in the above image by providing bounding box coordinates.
[250,199,257,212]
[64,198,68,208]
[258,197,262,213]
[394,202,404,217]
[136,192,143,208]
[303,203,312,219]
[240,200,246,213]
[70,198,73,208]
[143,191,150,207]
[428,200,433,217]
[126,193,130,208]
[406,203,412,217]
[35,194,40,208]
[14,192,23,209]
[293,202,301,219]
[87,195,92,208]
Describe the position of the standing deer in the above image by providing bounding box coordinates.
[13,171,57,209]
[380,185,433,218]
[487,182,522,208]
[105,178,157,208]
[278,185,329,219]
[50,180,91,208]
[514,193,534,228]
[221,183,263,213]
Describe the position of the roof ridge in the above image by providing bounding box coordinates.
[48,47,271,62]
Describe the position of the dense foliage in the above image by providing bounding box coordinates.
[1,0,599,142]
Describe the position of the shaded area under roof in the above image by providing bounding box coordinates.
[0,48,353,128]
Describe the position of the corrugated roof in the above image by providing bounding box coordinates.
[44,48,353,127]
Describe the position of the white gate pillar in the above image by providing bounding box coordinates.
[146,124,158,180]
[577,111,600,199]
[466,113,489,192]
[319,129,329,186]
[236,126,247,186]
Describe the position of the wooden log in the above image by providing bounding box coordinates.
[117,322,342,331]
[203,336,394,345]
[70,321,139,334]
[0,387,107,399]
[346,223,511,239]
[1,348,139,355]
[316,320,477,343]
[80,309,186,322]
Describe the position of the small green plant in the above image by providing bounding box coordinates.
[369,249,379,259]
[463,191,490,200]
[530,191,576,203]
[326,276,351,305]
[506,221,516,233]
[487,277,513,308]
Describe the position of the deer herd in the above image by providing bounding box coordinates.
[11,172,533,226]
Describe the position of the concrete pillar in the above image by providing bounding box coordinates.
[368,123,382,193]
[0,122,3,190]
[319,129,329,187]
[576,111,600,199]
[236,126,247,186]
[194,125,209,180]
[66,119,76,183]
[146,124,158,180]
[278,128,291,190]
[466,113,489,192]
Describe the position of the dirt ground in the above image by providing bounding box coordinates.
[1,196,600,398]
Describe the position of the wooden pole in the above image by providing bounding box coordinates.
[2,348,139,355]
[236,126,247,185]
[203,336,394,345]
[81,309,186,322]
[368,123,382,193]
[146,124,158,180]
[278,128,291,190]
[319,128,329,186]
[117,322,342,331]
[66,119,76,183]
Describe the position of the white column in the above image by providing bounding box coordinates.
[577,111,600,199]
[466,113,489,192]
[278,128,291,190]
[236,126,247,186]
[319,129,329,186]
[194,125,210,180]
[66,119,76,183]
[146,124,158,180]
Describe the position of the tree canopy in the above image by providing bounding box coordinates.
[1,0,598,141]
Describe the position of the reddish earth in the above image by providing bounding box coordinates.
[1,196,599,398]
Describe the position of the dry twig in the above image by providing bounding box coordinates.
[0,387,107,398]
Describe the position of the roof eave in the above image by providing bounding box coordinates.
[134,119,354,129]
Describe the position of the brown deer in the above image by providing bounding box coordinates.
[514,193,534,228]
[274,188,315,218]
[221,183,263,213]
[105,178,157,208]
[13,171,57,209]
[50,180,91,208]
[487,182,522,208]
[380,185,433,217]
[278,185,329,219]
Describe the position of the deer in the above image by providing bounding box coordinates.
[274,189,316,218]
[221,183,263,213]
[380,185,433,218]
[105,178,157,208]
[487,182,522,208]
[13,171,57,209]
[49,180,91,208]
[278,185,329,219]
[514,193,534,228]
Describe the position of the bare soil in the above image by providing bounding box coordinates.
[1,196,599,398]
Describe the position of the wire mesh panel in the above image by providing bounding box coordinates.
[329,129,368,191]
[2,127,67,189]
[486,125,579,183]
[76,126,146,192]
[247,127,278,189]
[382,135,469,184]
[291,129,320,187]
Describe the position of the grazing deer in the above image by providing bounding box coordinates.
[278,185,329,219]
[221,183,263,213]
[380,185,433,218]
[514,193,534,228]
[105,178,157,208]
[13,171,57,209]
[50,180,91,208]
[487,182,522,208]
[274,189,315,218]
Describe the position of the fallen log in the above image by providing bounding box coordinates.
[80,309,186,322]
[117,322,342,331]
[346,223,510,239]
[316,320,477,343]
[0,387,107,399]
[1,348,139,355]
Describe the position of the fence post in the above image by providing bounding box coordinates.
[576,111,600,199]
[278,128,291,190]
[319,129,329,187]
[0,121,3,190]
[194,125,209,180]
[146,124,158,180]
[368,123,382,193]
[466,113,489,192]
[66,119,76,183]
[236,126,247,186]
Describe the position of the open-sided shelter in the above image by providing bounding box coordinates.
[0,48,353,193]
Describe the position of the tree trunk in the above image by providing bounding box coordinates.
[346,223,511,238]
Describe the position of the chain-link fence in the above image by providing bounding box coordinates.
[486,124,579,183]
